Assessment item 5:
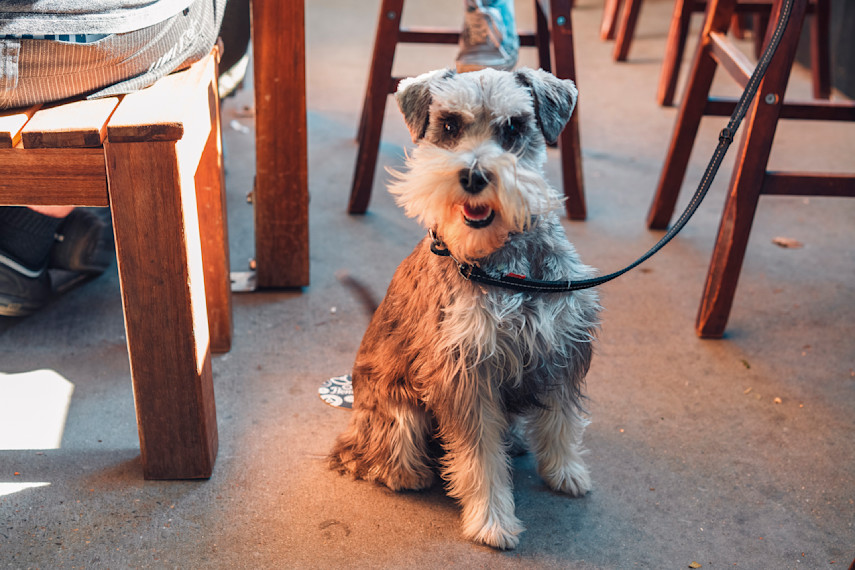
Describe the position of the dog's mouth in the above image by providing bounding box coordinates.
[462,203,495,229]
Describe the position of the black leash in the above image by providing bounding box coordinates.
[431,0,795,294]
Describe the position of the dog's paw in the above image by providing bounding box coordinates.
[461,504,525,550]
[328,444,357,475]
[378,468,435,492]
[464,515,525,550]
[541,459,592,497]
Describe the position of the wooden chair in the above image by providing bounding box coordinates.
[600,0,643,61]
[349,0,587,220]
[657,0,829,106]
[601,0,829,106]
[646,0,855,337]
[0,49,231,479]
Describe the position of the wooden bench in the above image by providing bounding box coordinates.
[0,49,231,479]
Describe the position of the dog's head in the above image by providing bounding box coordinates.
[389,67,577,263]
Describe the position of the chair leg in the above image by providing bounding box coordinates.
[105,139,218,480]
[647,0,738,230]
[613,0,643,62]
[601,0,622,40]
[810,0,831,99]
[696,0,809,337]
[752,12,770,58]
[196,76,232,354]
[657,0,696,106]
[549,0,586,220]
[535,0,553,72]
[349,0,404,214]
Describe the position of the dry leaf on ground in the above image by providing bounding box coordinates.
[772,236,804,249]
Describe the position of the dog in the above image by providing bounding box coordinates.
[330,67,600,550]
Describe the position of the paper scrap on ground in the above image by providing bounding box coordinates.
[320,374,353,410]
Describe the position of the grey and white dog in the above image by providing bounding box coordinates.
[330,67,600,550]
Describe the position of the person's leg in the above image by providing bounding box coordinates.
[0,205,114,317]
[0,206,65,316]
[456,0,520,72]
[28,206,74,217]
[0,0,230,317]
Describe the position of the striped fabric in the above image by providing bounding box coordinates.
[0,1,196,35]
[0,34,109,43]
[0,0,225,110]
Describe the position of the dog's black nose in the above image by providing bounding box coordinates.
[458,169,490,194]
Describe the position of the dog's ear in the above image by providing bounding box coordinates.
[514,68,578,144]
[395,68,455,142]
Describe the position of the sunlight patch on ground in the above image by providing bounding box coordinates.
[0,482,50,498]
[0,369,74,450]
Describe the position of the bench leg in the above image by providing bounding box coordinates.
[195,77,233,354]
[105,139,218,480]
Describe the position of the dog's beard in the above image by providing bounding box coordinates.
[388,144,563,263]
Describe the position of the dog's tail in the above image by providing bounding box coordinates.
[336,270,380,316]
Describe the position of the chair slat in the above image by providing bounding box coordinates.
[21,97,120,149]
[709,32,753,88]
[107,54,218,143]
[0,106,40,148]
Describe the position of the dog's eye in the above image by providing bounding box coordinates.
[442,117,461,137]
[499,117,527,150]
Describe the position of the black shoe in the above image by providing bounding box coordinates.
[49,208,114,274]
[0,258,51,317]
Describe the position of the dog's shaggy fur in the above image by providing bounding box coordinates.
[330,67,600,550]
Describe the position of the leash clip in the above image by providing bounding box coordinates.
[429,228,451,257]
[428,229,476,281]
[457,263,474,280]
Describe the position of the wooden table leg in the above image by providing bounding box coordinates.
[251,0,310,288]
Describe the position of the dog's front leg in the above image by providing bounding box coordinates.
[437,391,524,549]
[525,385,592,497]
[330,394,435,491]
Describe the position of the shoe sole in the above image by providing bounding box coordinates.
[456,61,515,73]
[0,300,42,317]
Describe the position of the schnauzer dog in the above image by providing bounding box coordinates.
[330,67,600,550]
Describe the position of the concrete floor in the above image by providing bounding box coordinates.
[2,0,854,567]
